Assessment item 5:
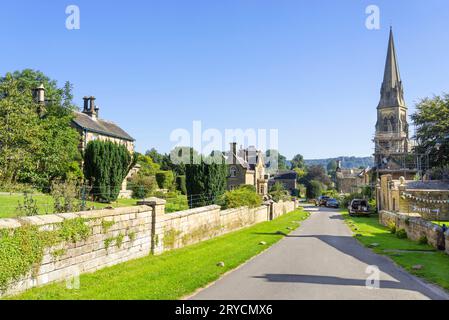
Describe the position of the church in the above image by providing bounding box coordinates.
[373,28,419,180]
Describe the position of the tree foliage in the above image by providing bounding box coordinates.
[306,180,323,199]
[300,165,332,189]
[185,156,227,208]
[0,69,81,188]
[84,140,133,202]
[290,154,306,170]
[411,94,449,169]
[222,186,262,209]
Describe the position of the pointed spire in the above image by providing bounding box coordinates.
[378,27,405,108]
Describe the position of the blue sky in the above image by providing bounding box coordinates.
[1,0,448,159]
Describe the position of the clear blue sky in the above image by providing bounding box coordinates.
[1,0,448,159]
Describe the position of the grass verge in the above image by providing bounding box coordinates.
[342,210,449,291]
[9,208,309,300]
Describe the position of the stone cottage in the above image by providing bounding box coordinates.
[268,170,298,194]
[226,143,268,196]
[335,160,371,194]
[71,96,136,199]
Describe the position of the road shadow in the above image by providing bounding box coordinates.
[255,233,448,300]
[253,274,403,290]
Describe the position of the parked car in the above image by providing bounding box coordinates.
[315,196,330,207]
[348,199,370,216]
[326,198,339,208]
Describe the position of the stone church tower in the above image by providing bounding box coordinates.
[373,28,415,179]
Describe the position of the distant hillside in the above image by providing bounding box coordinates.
[304,157,374,169]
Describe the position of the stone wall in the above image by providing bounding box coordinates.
[0,198,297,297]
[377,175,449,220]
[1,205,154,297]
[379,210,444,249]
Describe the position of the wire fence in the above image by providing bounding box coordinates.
[0,185,225,217]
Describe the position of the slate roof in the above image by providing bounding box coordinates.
[72,112,134,142]
[272,170,297,180]
[405,181,449,191]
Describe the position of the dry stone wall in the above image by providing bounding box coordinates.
[379,210,444,249]
[0,198,297,297]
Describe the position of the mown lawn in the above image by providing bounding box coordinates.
[0,194,136,219]
[10,209,309,300]
[0,194,188,218]
[343,211,449,291]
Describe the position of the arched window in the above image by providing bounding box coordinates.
[383,117,389,132]
[230,166,237,177]
[390,116,396,132]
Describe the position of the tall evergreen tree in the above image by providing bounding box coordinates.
[185,155,227,208]
[84,140,133,202]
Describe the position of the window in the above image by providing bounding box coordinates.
[230,166,237,177]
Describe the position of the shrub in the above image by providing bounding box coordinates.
[175,175,187,195]
[269,182,291,203]
[155,171,175,190]
[396,229,408,239]
[51,179,80,213]
[130,174,157,199]
[222,186,262,209]
[387,221,396,234]
[15,192,39,216]
[418,235,428,245]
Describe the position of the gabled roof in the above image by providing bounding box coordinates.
[72,111,134,142]
[272,170,297,180]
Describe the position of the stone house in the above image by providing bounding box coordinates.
[226,143,268,196]
[377,175,449,221]
[268,170,298,194]
[71,96,136,198]
[336,162,371,194]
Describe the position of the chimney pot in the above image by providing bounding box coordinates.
[83,97,89,112]
[34,84,45,104]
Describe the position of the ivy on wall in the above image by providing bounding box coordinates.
[0,218,91,294]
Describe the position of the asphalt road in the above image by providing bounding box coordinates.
[191,205,449,300]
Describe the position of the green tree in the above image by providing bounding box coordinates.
[0,75,40,185]
[185,155,227,208]
[291,154,306,170]
[306,180,323,200]
[0,69,81,188]
[84,140,133,202]
[411,94,449,168]
[301,165,332,188]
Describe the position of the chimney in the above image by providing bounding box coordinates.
[82,96,99,119]
[83,97,89,112]
[230,142,237,164]
[34,84,45,105]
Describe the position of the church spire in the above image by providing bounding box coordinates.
[378,27,405,109]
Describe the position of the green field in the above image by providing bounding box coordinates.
[9,209,309,300]
[0,193,188,219]
[343,211,449,291]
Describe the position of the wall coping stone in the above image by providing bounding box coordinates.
[0,205,153,230]
[137,197,167,206]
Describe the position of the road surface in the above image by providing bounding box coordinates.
[191,205,449,300]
